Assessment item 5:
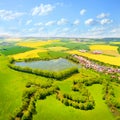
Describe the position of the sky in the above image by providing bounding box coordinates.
[0,0,120,38]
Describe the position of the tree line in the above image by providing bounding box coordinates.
[10,81,59,120]
[56,81,95,110]
[8,63,79,80]
[103,82,120,110]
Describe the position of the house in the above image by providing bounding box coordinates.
[92,50,102,54]
[79,49,87,53]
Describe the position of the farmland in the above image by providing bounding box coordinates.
[0,45,34,56]
[90,45,120,56]
[11,48,47,59]
[17,40,60,48]
[67,50,120,66]
[0,38,120,120]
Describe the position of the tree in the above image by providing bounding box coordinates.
[21,110,31,120]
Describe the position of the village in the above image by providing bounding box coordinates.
[73,54,120,76]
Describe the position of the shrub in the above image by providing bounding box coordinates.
[28,99,36,114]
[15,108,23,118]
[21,110,31,120]
[63,98,69,106]
[26,82,33,88]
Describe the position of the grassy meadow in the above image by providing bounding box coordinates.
[0,45,34,56]
[0,38,120,120]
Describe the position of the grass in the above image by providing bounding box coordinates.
[38,51,69,59]
[43,41,67,48]
[33,70,114,120]
[0,39,119,120]
[110,42,120,45]
[0,55,50,120]
[0,54,115,120]
[0,45,33,55]
[44,41,90,50]
[63,42,90,50]
[0,55,25,120]
[113,84,120,103]
[33,84,114,120]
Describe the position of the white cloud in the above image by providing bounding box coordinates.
[110,27,120,33]
[32,4,55,16]
[28,28,35,32]
[57,18,68,25]
[62,28,69,32]
[73,20,80,25]
[79,26,120,38]
[34,22,43,26]
[38,27,45,31]
[26,20,32,25]
[22,28,36,33]
[80,9,86,15]
[0,27,22,37]
[79,29,105,38]
[100,18,112,25]
[110,29,118,33]
[45,21,55,26]
[85,18,98,25]
[0,9,25,20]
[109,27,120,37]
[97,13,109,19]
[87,27,107,37]
[85,18,112,26]
[88,27,106,32]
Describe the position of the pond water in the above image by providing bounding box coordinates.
[15,58,80,71]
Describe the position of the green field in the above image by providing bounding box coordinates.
[33,85,114,120]
[0,39,120,120]
[0,55,114,120]
[44,41,90,50]
[0,45,33,55]
[38,51,69,59]
[0,55,51,120]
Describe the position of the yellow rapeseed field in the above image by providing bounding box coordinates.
[47,47,68,51]
[90,45,118,50]
[90,45,119,56]
[67,50,120,66]
[11,48,47,59]
[16,40,60,48]
[110,42,120,44]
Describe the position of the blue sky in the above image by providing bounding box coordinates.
[0,0,120,38]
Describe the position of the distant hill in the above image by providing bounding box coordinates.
[103,38,120,41]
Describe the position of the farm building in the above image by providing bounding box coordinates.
[92,50,102,54]
[79,49,87,53]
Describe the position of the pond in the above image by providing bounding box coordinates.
[15,58,80,71]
